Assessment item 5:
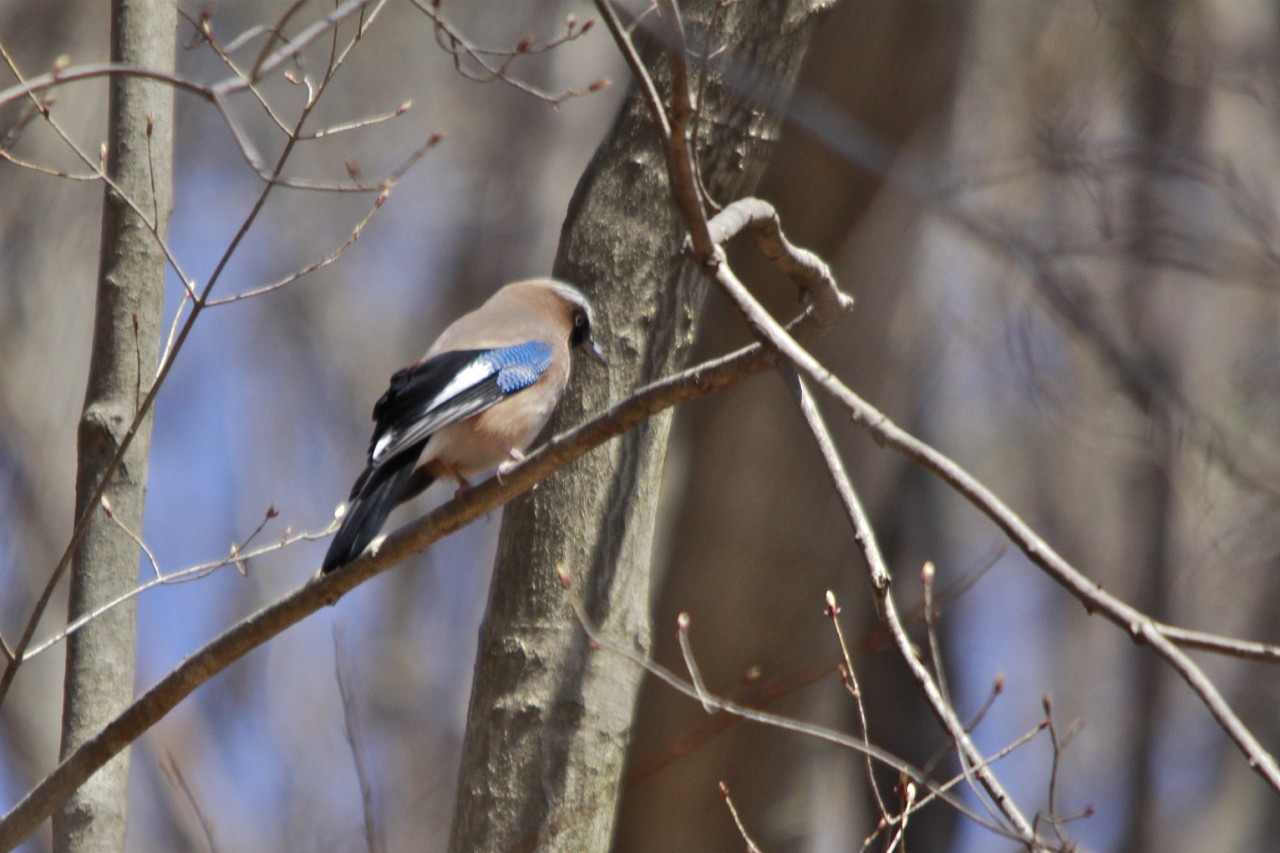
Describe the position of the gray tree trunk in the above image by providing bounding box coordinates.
[53,2,175,851]
[447,2,829,851]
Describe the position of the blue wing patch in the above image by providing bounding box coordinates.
[366,341,555,466]
[487,341,554,393]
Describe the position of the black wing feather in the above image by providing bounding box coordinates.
[321,439,427,573]
[368,349,486,458]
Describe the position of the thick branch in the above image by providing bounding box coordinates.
[0,312,822,853]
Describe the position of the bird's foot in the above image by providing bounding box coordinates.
[496,449,526,485]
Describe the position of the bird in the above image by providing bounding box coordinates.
[320,278,606,574]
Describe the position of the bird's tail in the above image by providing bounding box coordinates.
[321,443,427,573]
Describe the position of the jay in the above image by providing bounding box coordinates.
[321,278,605,573]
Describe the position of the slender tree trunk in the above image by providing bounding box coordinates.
[53,2,174,851]
[447,2,827,851]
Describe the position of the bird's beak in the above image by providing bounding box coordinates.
[582,338,608,366]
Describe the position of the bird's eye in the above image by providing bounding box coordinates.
[574,312,588,328]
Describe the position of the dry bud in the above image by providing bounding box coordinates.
[676,611,691,632]
[515,34,534,53]
[554,561,573,589]
[588,78,612,92]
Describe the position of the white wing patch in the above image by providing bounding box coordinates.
[370,356,495,464]
[428,358,495,410]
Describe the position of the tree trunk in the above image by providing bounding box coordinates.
[53,2,174,851]
[446,2,828,851]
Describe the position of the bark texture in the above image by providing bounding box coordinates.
[447,2,829,851]
[53,2,174,851]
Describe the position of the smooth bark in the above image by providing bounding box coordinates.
[53,2,174,851]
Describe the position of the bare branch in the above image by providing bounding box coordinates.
[0,298,841,850]
[594,0,671,144]
[23,513,323,664]
[782,367,1038,844]
[569,600,1033,840]
[204,188,390,307]
[0,7,433,707]
[410,0,604,106]
[699,198,848,326]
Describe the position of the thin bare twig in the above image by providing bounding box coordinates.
[160,755,220,853]
[718,782,765,853]
[0,8,412,706]
[782,367,1037,843]
[594,0,671,144]
[22,509,314,663]
[0,296,844,850]
[655,0,713,258]
[570,599,1034,840]
[824,590,890,824]
[409,0,604,106]
[100,496,162,581]
[333,629,382,853]
[676,613,714,713]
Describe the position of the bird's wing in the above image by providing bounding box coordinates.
[365,341,554,466]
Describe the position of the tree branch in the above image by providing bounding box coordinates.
[0,303,832,852]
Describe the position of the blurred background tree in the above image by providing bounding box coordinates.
[3,1,1280,852]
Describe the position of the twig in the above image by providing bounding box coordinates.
[884,781,916,853]
[676,613,714,713]
[0,1,425,709]
[0,41,199,299]
[100,496,162,581]
[699,237,1280,796]
[825,590,889,824]
[22,506,301,662]
[718,782,764,853]
[333,628,382,853]
[782,367,1037,843]
[0,299,844,850]
[410,0,604,106]
[569,600,1030,839]
[594,0,671,145]
[160,755,220,853]
[698,198,847,326]
[655,0,713,259]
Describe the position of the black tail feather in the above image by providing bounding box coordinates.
[321,443,426,573]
